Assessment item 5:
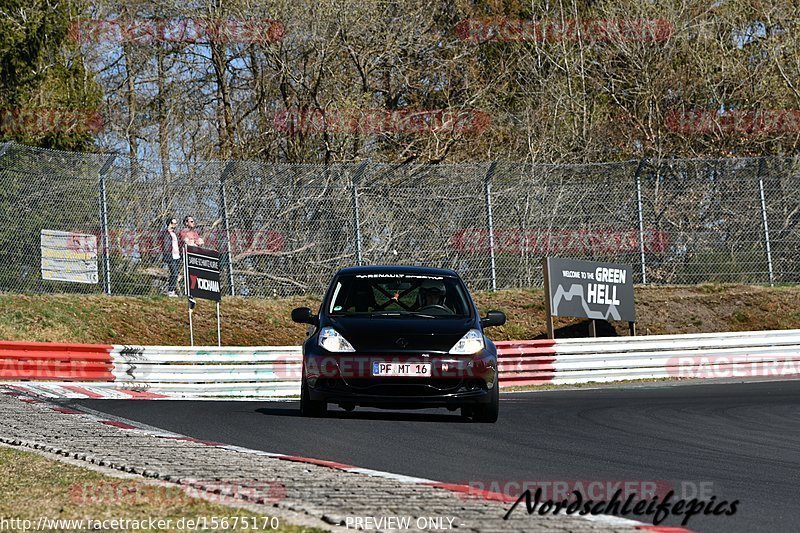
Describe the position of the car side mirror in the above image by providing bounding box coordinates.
[291,307,317,324]
[481,310,506,328]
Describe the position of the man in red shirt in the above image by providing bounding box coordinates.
[180,215,204,248]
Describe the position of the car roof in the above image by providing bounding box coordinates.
[334,265,460,277]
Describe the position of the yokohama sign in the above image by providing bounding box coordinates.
[186,246,221,302]
[452,228,669,254]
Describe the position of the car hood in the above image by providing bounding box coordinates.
[327,316,474,352]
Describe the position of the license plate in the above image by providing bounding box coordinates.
[372,362,431,377]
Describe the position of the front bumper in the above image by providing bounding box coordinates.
[303,351,497,408]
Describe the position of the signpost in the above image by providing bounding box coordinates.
[543,257,636,339]
[183,244,222,346]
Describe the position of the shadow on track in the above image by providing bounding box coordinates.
[255,406,470,423]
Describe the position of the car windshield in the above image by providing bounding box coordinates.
[327,274,472,318]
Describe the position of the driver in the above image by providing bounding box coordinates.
[418,279,446,308]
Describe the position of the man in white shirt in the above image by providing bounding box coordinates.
[161,217,181,296]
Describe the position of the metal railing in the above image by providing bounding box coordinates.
[497,329,800,386]
[4,329,800,398]
[0,341,301,399]
[1,141,799,297]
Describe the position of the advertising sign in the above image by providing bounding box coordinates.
[545,257,635,322]
[40,230,98,284]
[185,245,221,302]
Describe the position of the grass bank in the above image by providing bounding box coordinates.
[1,284,799,345]
[0,445,322,532]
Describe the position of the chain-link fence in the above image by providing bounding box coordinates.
[1,141,799,297]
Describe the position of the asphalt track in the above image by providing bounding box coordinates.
[72,380,800,533]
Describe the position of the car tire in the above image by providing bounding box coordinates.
[472,384,499,423]
[300,380,327,417]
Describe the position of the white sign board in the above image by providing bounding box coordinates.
[40,230,99,284]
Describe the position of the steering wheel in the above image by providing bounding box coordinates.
[417,304,452,313]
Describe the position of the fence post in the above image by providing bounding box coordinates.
[219,161,236,296]
[757,158,774,286]
[634,158,648,284]
[484,161,498,291]
[0,141,11,159]
[351,160,369,266]
[98,154,117,295]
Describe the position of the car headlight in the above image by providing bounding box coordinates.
[318,327,356,352]
[449,329,485,355]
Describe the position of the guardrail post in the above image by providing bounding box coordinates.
[351,160,369,266]
[634,158,648,284]
[484,161,498,291]
[219,161,236,296]
[542,257,555,339]
[757,158,774,286]
[98,154,117,295]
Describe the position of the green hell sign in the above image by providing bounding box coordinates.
[544,257,635,322]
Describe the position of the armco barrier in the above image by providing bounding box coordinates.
[0,342,301,398]
[110,345,302,397]
[497,329,800,386]
[0,341,114,381]
[2,330,800,398]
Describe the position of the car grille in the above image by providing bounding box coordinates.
[345,377,460,391]
[314,377,487,396]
